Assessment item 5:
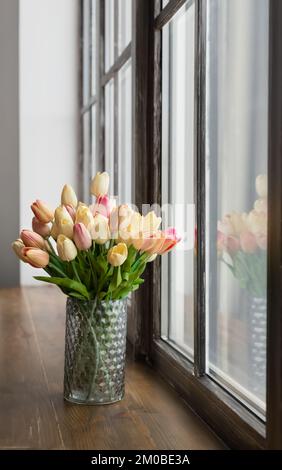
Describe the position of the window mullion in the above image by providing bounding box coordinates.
[113,0,119,196]
[193,0,206,377]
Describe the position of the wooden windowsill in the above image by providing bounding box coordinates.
[0,286,224,450]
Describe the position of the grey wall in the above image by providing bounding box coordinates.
[0,0,20,287]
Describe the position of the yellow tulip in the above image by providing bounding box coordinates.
[89,214,110,244]
[50,221,59,240]
[61,184,78,208]
[107,242,128,267]
[255,174,267,198]
[12,239,28,262]
[55,205,74,239]
[57,234,77,261]
[142,211,162,233]
[90,172,109,197]
[75,204,94,229]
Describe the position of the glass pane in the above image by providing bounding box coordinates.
[82,112,91,203]
[118,60,132,204]
[83,0,91,105]
[91,105,96,178]
[91,0,97,95]
[105,0,115,71]
[105,79,115,195]
[161,2,195,360]
[162,0,170,8]
[205,0,269,417]
[118,0,132,55]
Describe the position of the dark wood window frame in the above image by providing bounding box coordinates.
[81,0,282,450]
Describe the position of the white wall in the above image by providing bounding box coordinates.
[19,0,79,284]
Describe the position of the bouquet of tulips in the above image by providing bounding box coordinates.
[217,175,267,298]
[12,172,180,301]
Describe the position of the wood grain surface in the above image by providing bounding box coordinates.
[0,286,224,450]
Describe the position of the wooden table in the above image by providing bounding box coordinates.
[0,286,224,450]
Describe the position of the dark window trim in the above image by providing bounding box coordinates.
[142,0,282,450]
[80,0,282,450]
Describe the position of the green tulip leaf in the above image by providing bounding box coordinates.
[33,276,90,299]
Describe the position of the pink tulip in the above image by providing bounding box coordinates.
[73,223,92,251]
[226,235,240,255]
[32,217,50,238]
[217,231,226,254]
[158,228,181,254]
[21,229,46,250]
[31,199,54,223]
[22,247,49,268]
[91,195,111,218]
[240,231,258,254]
[65,204,76,222]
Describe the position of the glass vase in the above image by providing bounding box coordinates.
[248,296,266,399]
[63,297,127,405]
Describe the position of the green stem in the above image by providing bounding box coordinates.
[48,262,68,278]
[71,261,81,283]
[87,251,97,292]
[47,237,56,255]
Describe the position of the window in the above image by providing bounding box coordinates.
[81,0,282,449]
[81,0,132,203]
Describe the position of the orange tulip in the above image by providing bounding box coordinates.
[22,247,49,268]
[31,200,54,223]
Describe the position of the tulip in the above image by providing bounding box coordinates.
[61,184,78,208]
[107,242,128,267]
[256,174,267,198]
[132,231,164,253]
[50,221,59,240]
[246,210,267,237]
[217,231,226,257]
[158,228,181,254]
[119,212,143,245]
[256,233,267,250]
[75,204,94,229]
[89,214,110,244]
[55,205,74,239]
[147,253,158,262]
[57,234,77,261]
[65,204,76,222]
[254,198,267,214]
[73,223,92,251]
[240,231,258,254]
[142,211,162,233]
[22,247,49,268]
[12,239,28,262]
[225,235,240,255]
[218,212,248,237]
[31,200,54,223]
[91,195,111,218]
[21,229,46,250]
[90,171,109,197]
[32,217,51,238]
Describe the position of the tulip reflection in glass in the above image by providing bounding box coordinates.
[12,172,180,404]
[217,174,267,298]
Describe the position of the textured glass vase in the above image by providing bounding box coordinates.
[63,297,127,405]
[249,296,266,399]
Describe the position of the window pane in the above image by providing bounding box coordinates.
[118,60,132,204]
[105,0,115,71]
[118,0,132,55]
[205,0,269,417]
[82,112,91,203]
[162,0,169,8]
[91,0,97,95]
[161,2,195,360]
[83,0,91,105]
[105,79,115,195]
[91,104,96,177]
